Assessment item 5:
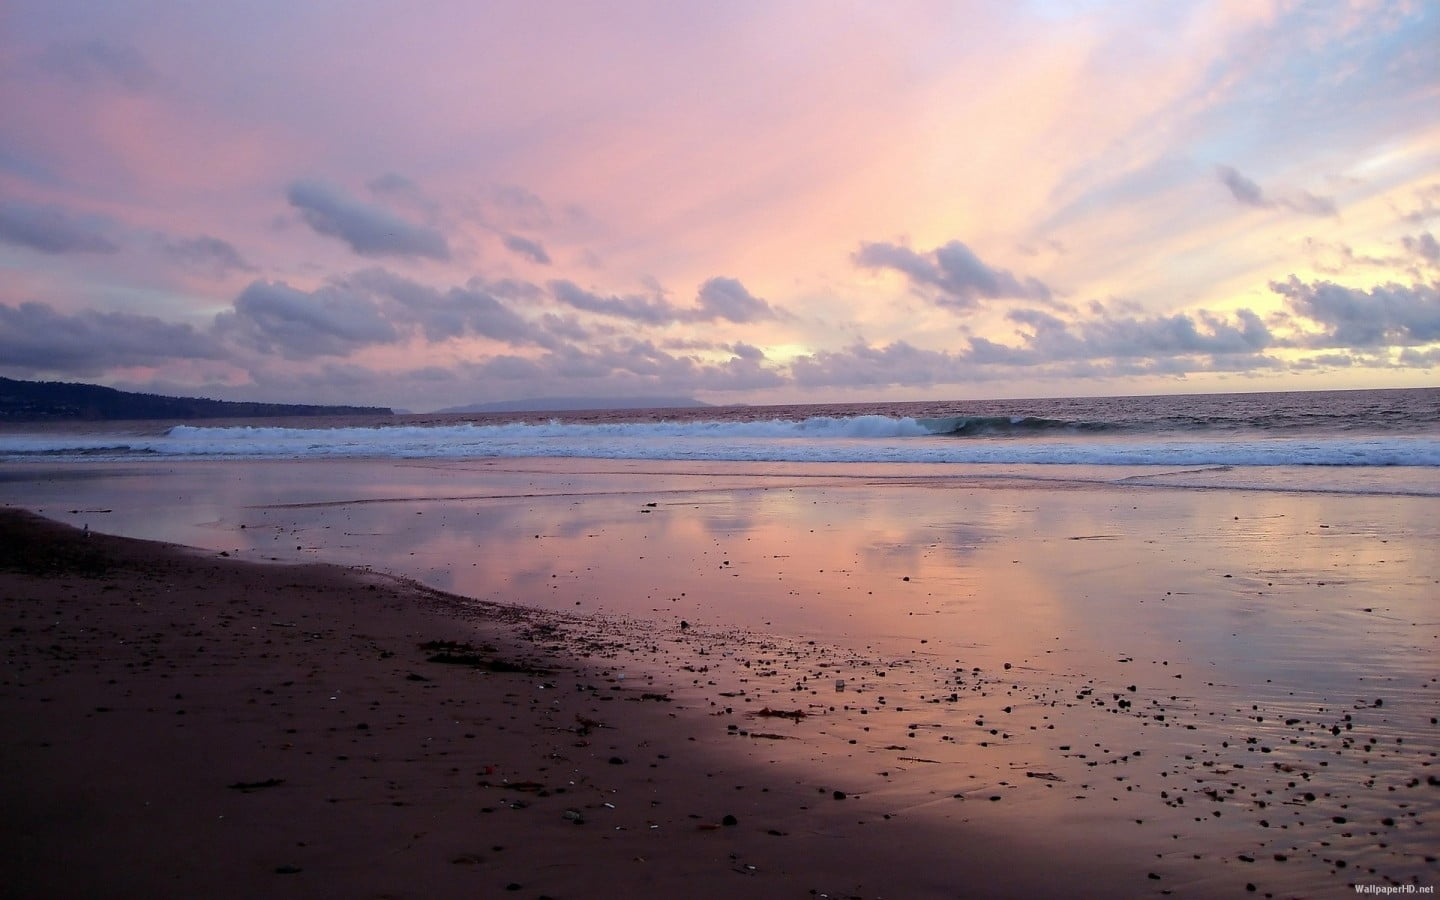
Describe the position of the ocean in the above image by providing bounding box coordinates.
[3,387,1436,495]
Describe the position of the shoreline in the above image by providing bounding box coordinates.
[1,509,1140,899]
[3,453,1437,897]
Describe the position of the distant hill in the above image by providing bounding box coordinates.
[0,377,392,422]
[436,395,710,414]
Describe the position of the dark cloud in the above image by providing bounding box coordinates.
[502,234,552,265]
[948,305,1277,374]
[161,235,254,276]
[1216,165,1336,217]
[1005,306,1273,361]
[853,240,1052,308]
[545,281,670,325]
[485,278,547,301]
[0,200,119,254]
[1218,165,1267,207]
[1398,346,1440,367]
[705,354,787,390]
[1286,191,1338,218]
[405,283,547,345]
[1270,277,1440,346]
[335,269,556,346]
[37,40,158,92]
[550,277,778,324]
[202,268,564,366]
[366,172,438,218]
[696,277,776,322]
[962,335,1036,366]
[1402,232,1439,266]
[218,280,399,358]
[0,301,219,375]
[792,341,963,388]
[1291,352,1357,370]
[790,326,1274,389]
[286,179,450,260]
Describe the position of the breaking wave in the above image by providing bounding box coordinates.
[1,415,1437,468]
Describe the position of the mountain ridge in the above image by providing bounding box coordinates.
[0,377,392,421]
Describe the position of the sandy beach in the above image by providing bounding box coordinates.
[3,458,1437,898]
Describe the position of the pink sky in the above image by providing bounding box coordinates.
[1,0,1436,410]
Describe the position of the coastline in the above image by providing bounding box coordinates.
[3,456,1437,897]
[1,509,1137,899]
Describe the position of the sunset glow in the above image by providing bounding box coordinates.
[1,0,1435,410]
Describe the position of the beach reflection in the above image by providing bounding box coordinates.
[6,457,1435,891]
[8,458,1434,689]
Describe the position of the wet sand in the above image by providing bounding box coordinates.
[2,459,1437,898]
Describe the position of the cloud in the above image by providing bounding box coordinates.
[218,280,399,358]
[338,268,556,346]
[0,301,220,375]
[791,341,965,388]
[550,277,777,324]
[212,269,564,357]
[502,233,552,265]
[1007,306,1273,360]
[1218,165,1267,207]
[947,305,1278,375]
[286,179,450,260]
[1270,277,1440,347]
[366,172,438,218]
[1216,165,1336,217]
[1290,352,1357,370]
[695,277,776,323]
[0,200,119,254]
[411,284,545,344]
[1397,346,1440,367]
[36,40,158,92]
[853,240,1053,308]
[1286,191,1338,218]
[550,280,680,324]
[161,235,254,276]
[1402,232,1438,267]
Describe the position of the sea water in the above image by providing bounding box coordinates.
[3,388,1436,495]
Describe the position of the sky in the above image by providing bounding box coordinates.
[0,0,1437,411]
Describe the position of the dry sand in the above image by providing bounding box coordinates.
[2,459,1437,899]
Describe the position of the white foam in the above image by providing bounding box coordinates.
[2,417,1438,472]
